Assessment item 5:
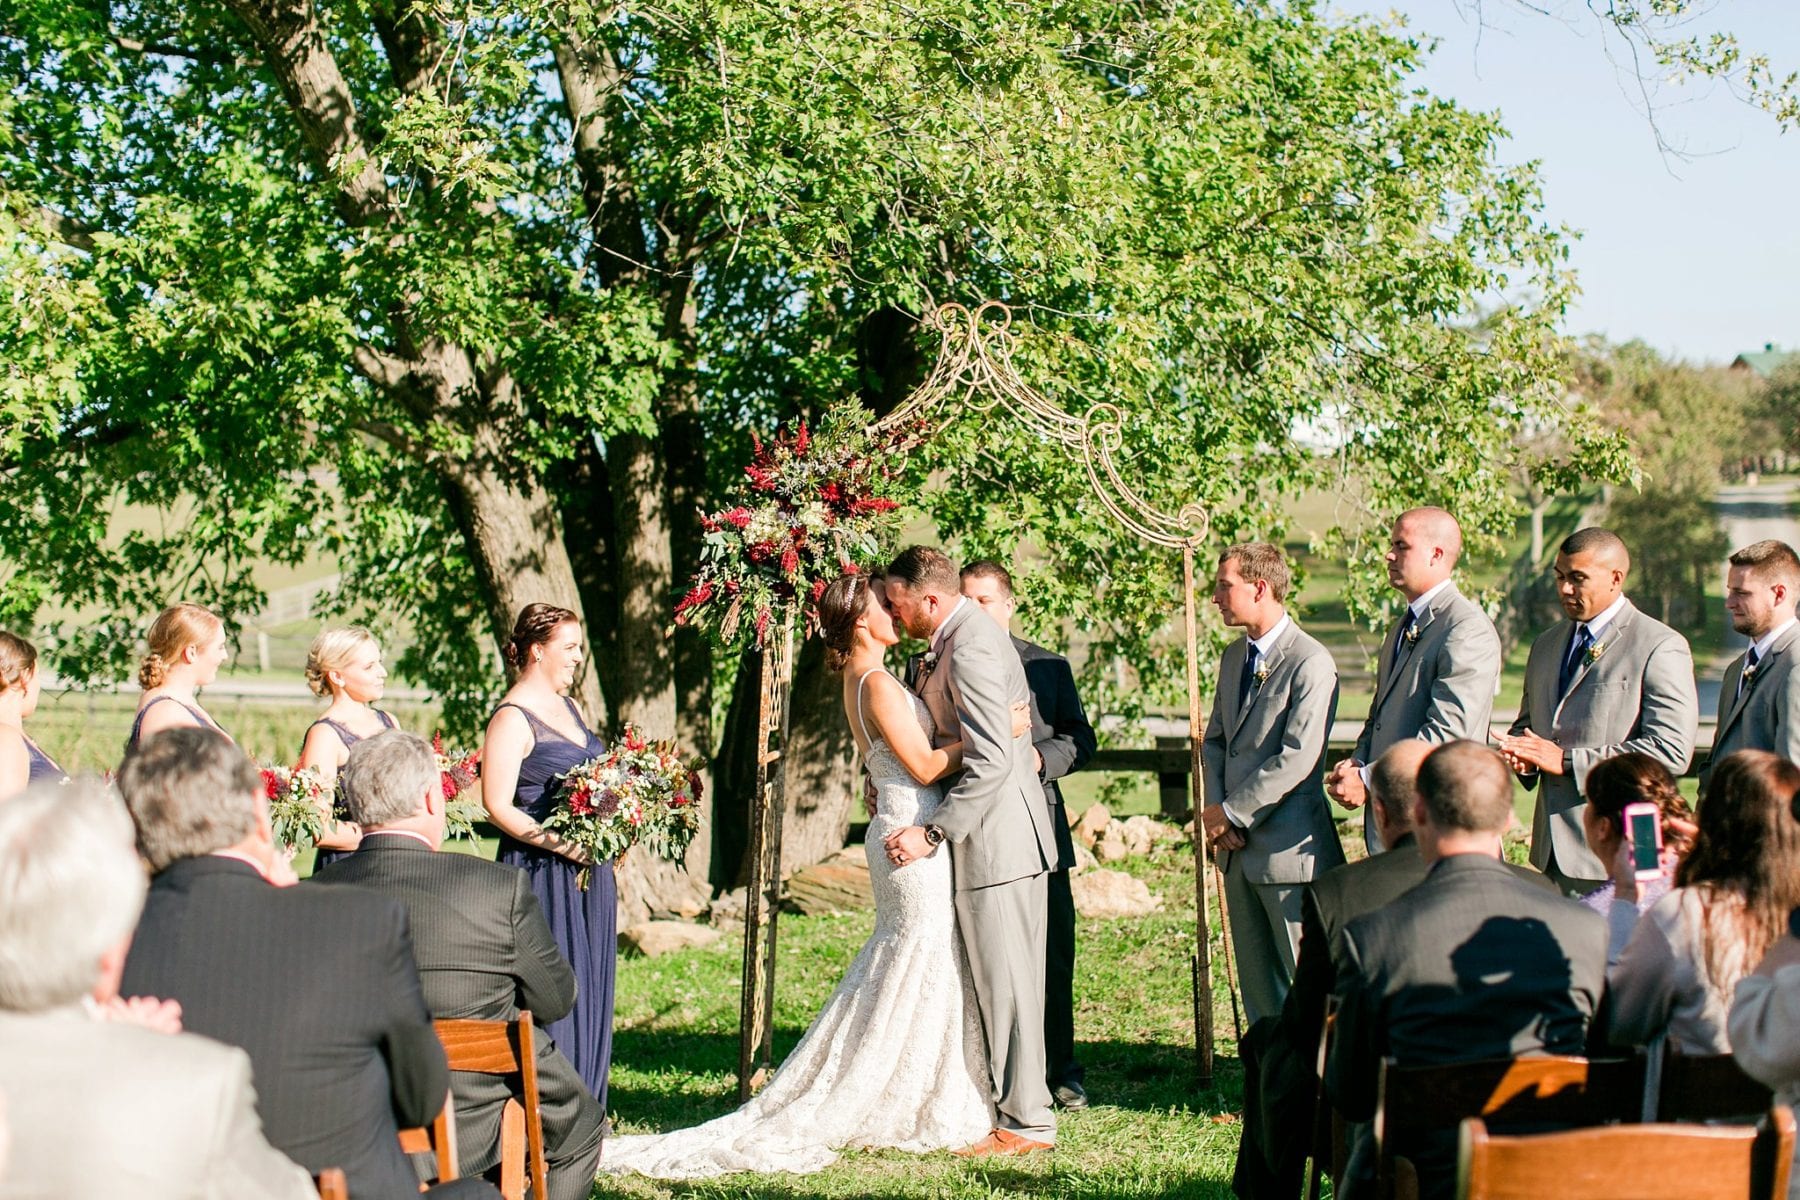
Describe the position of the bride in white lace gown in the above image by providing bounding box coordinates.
[602,573,1014,1179]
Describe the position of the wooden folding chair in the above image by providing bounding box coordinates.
[398,1088,461,1189]
[1303,1007,1345,1200]
[316,1168,349,1200]
[1376,1055,1646,1200]
[1457,1105,1795,1200]
[1658,1046,1775,1123]
[435,1013,547,1200]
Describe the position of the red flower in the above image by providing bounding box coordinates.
[623,726,646,753]
[780,544,800,574]
[724,507,753,529]
[261,769,282,800]
[568,785,594,817]
[810,577,828,602]
[747,541,776,564]
[440,772,457,799]
[794,423,811,455]
[755,608,772,644]
[674,581,714,620]
[745,464,775,491]
[819,482,843,506]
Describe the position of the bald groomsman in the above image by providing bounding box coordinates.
[1708,540,1800,787]
[1202,542,1344,1025]
[1500,528,1699,894]
[1327,507,1502,854]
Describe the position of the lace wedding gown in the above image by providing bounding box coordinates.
[602,671,994,1179]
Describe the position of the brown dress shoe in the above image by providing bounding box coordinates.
[953,1129,1053,1157]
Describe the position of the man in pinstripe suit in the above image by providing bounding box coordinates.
[314,730,605,1200]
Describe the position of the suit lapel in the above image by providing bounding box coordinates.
[1552,601,1636,724]
[1718,623,1800,738]
[1231,623,1292,740]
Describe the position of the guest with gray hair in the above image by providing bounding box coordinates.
[0,779,312,1199]
[313,730,604,1200]
[117,728,482,1199]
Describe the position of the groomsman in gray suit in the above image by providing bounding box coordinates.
[1328,507,1502,854]
[1500,528,1699,893]
[1201,542,1345,1025]
[1708,539,1800,787]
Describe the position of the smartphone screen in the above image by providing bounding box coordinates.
[1628,808,1662,873]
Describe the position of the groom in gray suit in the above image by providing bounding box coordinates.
[882,545,1059,1156]
[1201,542,1345,1025]
[1327,508,1502,854]
[1500,527,1699,893]
[1707,539,1800,789]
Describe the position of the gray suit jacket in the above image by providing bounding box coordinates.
[1509,600,1699,880]
[918,599,1058,888]
[1202,618,1346,885]
[0,1008,314,1200]
[1707,622,1800,789]
[1352,584,1502,851]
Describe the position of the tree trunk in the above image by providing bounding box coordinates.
[774,634,859,875]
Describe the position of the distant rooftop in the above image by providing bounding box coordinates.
[1732,343,1800,379]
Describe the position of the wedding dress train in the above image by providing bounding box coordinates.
[601,671,993,1179]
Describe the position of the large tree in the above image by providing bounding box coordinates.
[2,0,1626,906]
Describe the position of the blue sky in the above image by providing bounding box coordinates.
[1329,0,1798,364]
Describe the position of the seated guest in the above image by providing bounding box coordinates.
[115,728,493,1200]
[1325,740,1607,1200]
[1609,750,1800,1055]
[1728,825,1800,1199]
[312,730,605,1200]
[0,780,312,1199]
[1580,753,1695,964]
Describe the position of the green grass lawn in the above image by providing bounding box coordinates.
[602,842,1246,1199]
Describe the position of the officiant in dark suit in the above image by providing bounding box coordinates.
[312,730,605,1200]
[960,559,1099,1110]
[116,728,491,1200]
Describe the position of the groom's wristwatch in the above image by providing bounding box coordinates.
[923,825,945,847]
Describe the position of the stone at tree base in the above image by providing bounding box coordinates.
[1071,869,1161,919]
[1075,802,1113,848]
[1095,826,1131,863]
[1071,843,1099,875]
[782,847,875,915]
[1112,818,1154,857]
[1123,814,1180,847]
[620,920,723,957]
[706,887,747,927]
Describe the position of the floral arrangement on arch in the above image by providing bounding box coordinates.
[544,725,705,890]
[673,401,925,648]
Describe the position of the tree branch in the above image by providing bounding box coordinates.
[109,30,260,70]
[220,0,391,226]
[24,204,97,253]
[552,18,651,286]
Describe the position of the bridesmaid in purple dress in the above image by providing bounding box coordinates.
[297,627,398,871]
[0,632,65,799]
[482,603,617,1112]
[125,603,233,755]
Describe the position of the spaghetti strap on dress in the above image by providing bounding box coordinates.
[307,709,398,872]
[24,735,63,785]
[125,695,226,756]
[493,697,617,1110]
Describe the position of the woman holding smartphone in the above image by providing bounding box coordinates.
[1579,753,1694,962]
[1606,750,1800,1054]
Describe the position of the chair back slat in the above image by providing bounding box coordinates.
[1379,1055,1644,1144]
[432,1012,546,1200]
[316,1168,349,1200]
[1457,1106,1796,1200]
[1659,1048,1775,1123]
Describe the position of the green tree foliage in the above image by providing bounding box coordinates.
[3,1,1629,881]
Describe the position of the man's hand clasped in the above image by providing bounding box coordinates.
[1325,758,1367,810]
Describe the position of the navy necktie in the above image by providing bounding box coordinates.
[1738,645,1761,700]
[1559,624,1593,696]
[1393,606,1418,656]
[1239,643,1260,710]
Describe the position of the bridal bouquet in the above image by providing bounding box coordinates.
[262,764,333,853]
[544,725,705,889]
[433,734,485,847]
[673,400,924,648]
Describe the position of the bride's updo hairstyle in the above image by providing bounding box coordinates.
[138,603,224,690]
[817,573,871,672]
[504,602,580,672]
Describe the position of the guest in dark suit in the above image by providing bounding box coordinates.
[313,729,605,1200]
[1234,740,1557,1200]
[116,728,493,1200]
[1326,740,1607,1200]
[960,559,1099,1110]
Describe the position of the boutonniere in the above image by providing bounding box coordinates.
[1253,661,1273,688]
[1742,658,1762,688]
[1402,621,1422,648]
[921,650,939,675]
[1584,640,1607,666]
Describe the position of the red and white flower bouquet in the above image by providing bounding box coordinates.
[544,725,704,889]
[262,763,333,854]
